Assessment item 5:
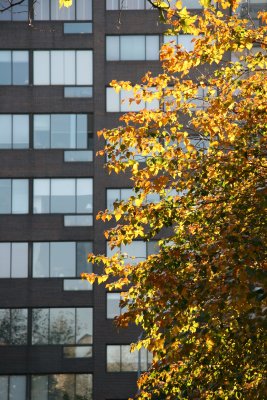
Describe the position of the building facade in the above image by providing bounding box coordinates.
[0,0,206,399]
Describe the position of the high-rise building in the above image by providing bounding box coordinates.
[2,0,265,399]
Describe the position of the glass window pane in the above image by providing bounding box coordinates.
[121,36,145,60]
[12,179,29,214]
[0,180,11,213]
[107,293,121,318]
[64,22,93,33]
[9,376,26,400]
[63,279,92,291]
[0,51,11,85]
[63,345,92,358]
[13,115,29,149]
[77,178,93,213]
[64,87,93,98]
[106,88,120,112]
[32,308,49,344]
[76,308,92,344]
[34,51,50,85]
[51,179,75,213]
[121,89,145,112]
[107,189,120,210]
[11,309,27,344]
[0,309,10,345]
[76,114,87,148]
[183,0,202,8]
[121,241,146,263]
[49,374,75,399]
[77,0,92,20]
[146,36,159,60]
[34,0,50,20]
[76,51,93,85]
[77,242,93,275]
[106,0,118,10]
[51,114,76,148]
[0,115,12,149]
[13,51,29,85]
[50,242,76,277]
[64,150,93,162]
[51,51,64,85]
[33,242,50,277]
[76,374,93,399]
[107,345,120,372]
[0,243,11,278]
[31,376,48,400]
[33,115,50,149]
[11,243,28,278]
[33,179,50,214]
[106,36,120,61]
[124,0,144,9]
[121,345,138,371]
[64,51,76,84]
[0,0,11,19]
[0,376,8,400]
[64,215,93,226]
[178,34,195,52]
[51,0,75,19]
[50,308,75,344]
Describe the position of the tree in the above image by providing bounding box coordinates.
[83,0,266,398]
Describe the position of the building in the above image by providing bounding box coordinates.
[3,0,263,399]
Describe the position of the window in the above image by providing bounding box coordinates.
[0,376,27,400]
[106,0,201,10]
[106,35,159,61]
[107,293,124,319]
[106,188,134,210]
[34,0,92,20]
[33,114,93,150]
[0,179,29,214]
[107,188,160,210]
[107,241,158,265]
[32,308,93,353]
[106,0,154,9]
[0,0,28,20]
[106,87,159,112]
[0,309,28,345]
[0,115,29,149]
[32,241,92,277]
[0,51,29,85]
[107,345,152,372]
[0,243,28,278]
[0,374,93,400]
[163,34,197,52]
[33,178,93,214]
[33,50,93,86]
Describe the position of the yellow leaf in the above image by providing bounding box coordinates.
[59,0,72,8]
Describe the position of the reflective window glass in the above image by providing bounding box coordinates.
[0,115,12,148]
[34,0,92,20]
[0,51,11,84]
[0,179,28,214]
[13,51,29,85]
[0,309,28,345]
[107,293,121,319]
[32,308,92,345]
[32,242,92,278]
[33,50,93,86]
[106,35,159,61]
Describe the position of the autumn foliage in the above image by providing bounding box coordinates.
[83,0,267,398]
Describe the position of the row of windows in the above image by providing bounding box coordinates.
[106,87,208,112]
[0,240,156,279]
[107,345,152,372]
[0,114,93,150]
[106,0,202,10]
[106,34,196,61]
[0,241,92,279]
[0,50,93,93]
[0,178,93,215]
[0,374,92,400]
[0,0,92,21]
[0,308,92,349]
